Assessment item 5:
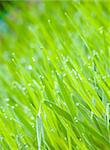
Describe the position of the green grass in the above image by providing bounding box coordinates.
[0,1,110,149]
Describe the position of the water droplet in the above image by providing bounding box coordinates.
[74,116,77,120]
[87,55,91,60]
[28,65,32,70]
[50,128,55,132]
[93,50,98,56]
[22,87,26,91]
[0,136,3,141]
[63,73,66,77]
[88,78,91,81]
[74,117,78,123]
[88,65,92,69]
[102,76,106,80]
[6,103,9,107]
[48,19,51,23]
[6,98,10,102]
[32,57,35,62]
[91,111,94,118]
[2,109,5,113]
[15,104,18,107]
[98,26,104,34]
[11,106,15,110]
[50,104,52,108]
[24,144,28,148]
[78,73,82,81]
[76,102,79,106]
[28,83,32,87]
[65,57,69,63]
[92,98,96,106]
[12,52,15,57]
[64,137,67,141]
[31,123,35,128]
[31,116,34,120]
[63,102,66,106]
[4,115,8,119]
[64,12,67,16]
[72,68,77,76]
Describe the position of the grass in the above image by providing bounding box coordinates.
[0,1,110,150]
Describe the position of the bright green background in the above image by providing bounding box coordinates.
[0,1,110,149]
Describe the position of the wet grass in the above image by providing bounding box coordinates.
[0,1,110,150]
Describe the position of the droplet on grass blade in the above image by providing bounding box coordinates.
[102,76,106,81]
[32,56,36,62]
[91,111,94,119]
[88,78,91,81]
[87,55,91,60]
[28,83,32,87]
[64,137,67,141]
[28,65,33,70]
[63,73,66,77]
[92,98,96,106]
[15,104,18,107]
[6,104,9,107]
[48,19,51,23]
[64,12,68,16]
[4,115,8,119]
[76,102,79,107]
[0,136,3,141]
[72,68,77,76]
[6,98,10,102]
[98,26,104,34]
[31,116,34,120]
[11,106,15,110]
[63,102,66,106]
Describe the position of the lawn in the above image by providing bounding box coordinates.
[0,1,110,150]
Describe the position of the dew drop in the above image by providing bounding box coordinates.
[31,116,34,120]
[28,65,32,70]
[24,144,28,148]
[88,78,91,81]
[49,104,52,108]
[12,52,15,57]
[6,98,10,102]
[32,57,35,62]
[0,136,3,141]
[102,75,106,80]
[50,128,55,132]
[11,106,15,110]
[48,19,51,23]
[15,104,18,107]
[74,116,78,123]
[4,115,8,119]
[93,50,98,56]
[11,58,15,62]
[6,104,9,106]
[64,12,67,16]
[64,137,67,141]
[76,102,79,106]
[28,83,32,87]
[91,111,94,118]
[63,73,66,77]
[87,55,91,60]
[98,26,104,34]
[63,102,66,106]
[72,68,77,76]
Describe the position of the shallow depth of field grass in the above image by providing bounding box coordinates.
[0,1,110,150]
